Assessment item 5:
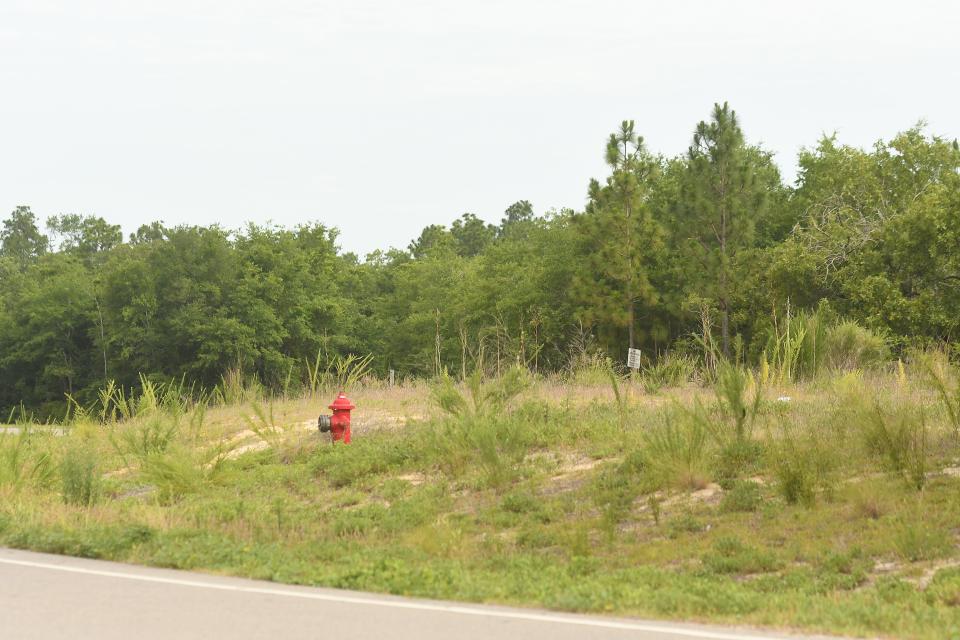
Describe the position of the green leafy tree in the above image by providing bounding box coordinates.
[450,213,496,257]
[499,200,534,237]
[408,224,454,258]
[47,214,122,258]
[0,206,48,269]
[770,126,960,341]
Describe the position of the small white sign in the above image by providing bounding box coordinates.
[627,348,642,370]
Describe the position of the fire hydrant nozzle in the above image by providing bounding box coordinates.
[318,392,355,444]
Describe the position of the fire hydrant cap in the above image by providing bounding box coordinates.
[329,393,355,412]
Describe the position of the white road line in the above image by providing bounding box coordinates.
[0,555,786,640]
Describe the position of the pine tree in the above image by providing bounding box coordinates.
[574,121,664,352]
[678,103,767,357]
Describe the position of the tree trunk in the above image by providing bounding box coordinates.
[720,300,730,359]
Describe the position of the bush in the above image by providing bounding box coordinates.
[642,410,711,491]
[926,567,960,607]
[862,405,928,490]
[60,446,101,506]
[719,480,762,513]
[109,413,180,466]
[768,425,835,507]
[702,536,781,575]
[641,354,697,393]
[500,491,541,514]
[139,441,233,503]
[591,461,643,540]
[426,367,531,489]
[311,435,410,488]
[0,428,55,490]
[715,440,763,489]
[825,321,889,371]
[893,521,952,562]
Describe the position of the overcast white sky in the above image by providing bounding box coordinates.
[1,1,957,256]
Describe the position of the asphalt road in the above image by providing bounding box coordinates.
[0,548,840,640]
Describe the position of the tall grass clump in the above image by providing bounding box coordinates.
[303,351,374,396]
[140,442,233,503]
[97,374,194,422]
[242,400,315,464]
[686,363,764,485]
[426,366,530,489]
[767,423,836,506]
[761,304,888,382]
[215,368,265,405]
[641,353,697,393]
[60,446,101,506]
[109,412,180,467]
[863,404,929,490]
[918,350,960,437]
[0,427,55,491]
[641,409,711,491]
[762,305,827,383]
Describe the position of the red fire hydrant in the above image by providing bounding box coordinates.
[317,392,355,444]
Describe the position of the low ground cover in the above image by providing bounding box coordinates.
[2,361,960,639]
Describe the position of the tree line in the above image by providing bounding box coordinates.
[2,102,959,417]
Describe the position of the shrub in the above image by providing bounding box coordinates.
[918,351,960,437]
[139,441,233,503]
[591,462,643,540]
[715,440,763,489]
[642,410,711,491]
[768,424,835,507]
[849,485,887,520]
[426,367,531,489]
[686,364,764,483]
[719,480,762,513]
[60,446,101,507]
[641,354,697,393]
[825,321,889,371]
[713,363,763,444]
[109,412,180,467]
[0,428,55,491]
[702,536,781,575]
[926,567,960,607]
[500,491,541,514]
[862,405,928,490]
[666,512,706,537]
[892,521,952,561]
[311,436,406,488]
[332,505,387,537]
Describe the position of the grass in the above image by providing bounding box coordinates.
[1,369,960,639]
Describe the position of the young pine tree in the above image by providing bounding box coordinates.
[574,121,665,352]
[677,103,768,357]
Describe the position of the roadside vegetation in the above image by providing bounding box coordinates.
[2,103,960,639]
[2,343,960,639]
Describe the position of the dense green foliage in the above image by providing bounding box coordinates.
[2,104,959,416]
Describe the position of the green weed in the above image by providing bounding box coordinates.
[60,446,101,506]
[702,535,781,575]
[719,480,763,513]
[768,423,835,506]
[642,410,711,491]
[863,405,929,490]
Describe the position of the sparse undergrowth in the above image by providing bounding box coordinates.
[2,367,960,640]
